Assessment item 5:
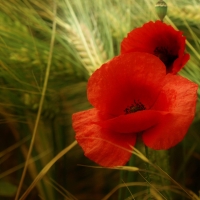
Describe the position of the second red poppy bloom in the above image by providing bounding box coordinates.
[72,52,197,167]
[121,21,190,74]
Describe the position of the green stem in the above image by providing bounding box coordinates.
[145,145,151,199]
[118,155,136,200]
[118,170,125,200]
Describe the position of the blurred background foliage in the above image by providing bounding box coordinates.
[0,0,199,199]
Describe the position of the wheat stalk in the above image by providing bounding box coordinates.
[169,3,200,23]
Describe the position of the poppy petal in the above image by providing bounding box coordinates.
[121,21,182,55]
[72,108,137,167]
[172,53,190,74]
[88,52,166,116]
[152,74,198,113]
[142,74,198,149]
[142,112,194,149]
[99,110,162,133]
[121,21,188,73]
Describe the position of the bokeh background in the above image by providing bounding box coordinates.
[0,0,200,199]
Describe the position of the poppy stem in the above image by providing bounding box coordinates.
[145,145,151,199]
[118,155,136,200]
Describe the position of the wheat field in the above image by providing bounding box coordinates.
[0,0,200,199]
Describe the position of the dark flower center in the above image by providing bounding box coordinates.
[124,100,146,114]
[153,46,178,69]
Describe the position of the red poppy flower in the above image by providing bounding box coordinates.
[72,52,197,167]
[121,21,190,74]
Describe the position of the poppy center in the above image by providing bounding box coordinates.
[153,46,178,68]
[124,100,146,114]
